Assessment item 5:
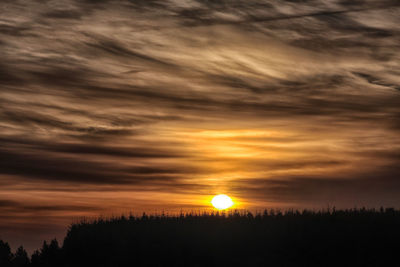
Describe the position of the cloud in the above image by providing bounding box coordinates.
[0,199,102,213]
[1,0,400,250]
[230,163,400,208]
[42,10,83,20]
[0,148,195,185]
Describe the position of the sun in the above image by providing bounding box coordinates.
[211,194,234,210]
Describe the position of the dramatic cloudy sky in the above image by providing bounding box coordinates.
[1,0,400,251]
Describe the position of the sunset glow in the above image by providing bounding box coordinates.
[1,0,400,253]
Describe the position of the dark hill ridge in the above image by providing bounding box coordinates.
[1,208,400,267]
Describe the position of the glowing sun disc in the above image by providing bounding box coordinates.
[211,194,234,210]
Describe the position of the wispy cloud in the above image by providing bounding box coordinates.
[1,0,400,251]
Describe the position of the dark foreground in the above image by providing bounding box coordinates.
[1,208,400,267]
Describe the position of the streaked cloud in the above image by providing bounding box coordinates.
[1,0,400,251]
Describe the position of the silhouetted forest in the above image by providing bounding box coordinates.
[1,208,400,266]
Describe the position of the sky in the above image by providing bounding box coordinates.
[1,0,400,251]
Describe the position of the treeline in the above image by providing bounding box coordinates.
[1,208,400,266]
[0,239,63,267]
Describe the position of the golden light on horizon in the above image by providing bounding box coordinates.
[211,194,234,210]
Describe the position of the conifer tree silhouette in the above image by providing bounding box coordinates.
[39,239,62,266]
[12,246,30,267]
[30,250,41,267]
[3,208,400,266]
[0,240,12,267]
